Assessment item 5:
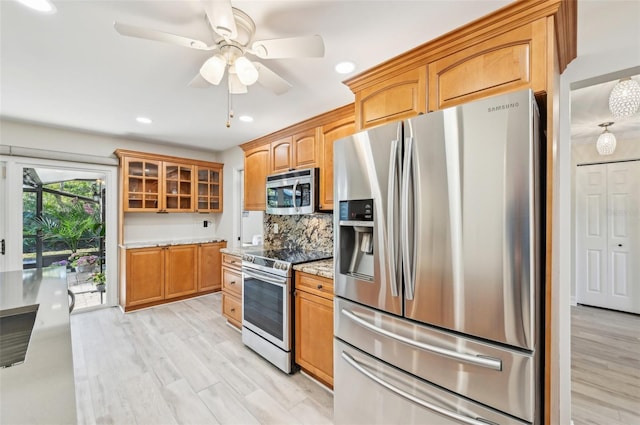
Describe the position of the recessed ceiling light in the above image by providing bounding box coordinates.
[239,115,253,123]
[15,0,56,13]
[335,61,355,74]
[136,117,152,124]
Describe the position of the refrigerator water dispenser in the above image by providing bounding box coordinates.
[338,200,374,280]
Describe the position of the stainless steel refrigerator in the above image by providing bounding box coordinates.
[333,89,542,425]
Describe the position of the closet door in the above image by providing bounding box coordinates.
[576,161,640,313]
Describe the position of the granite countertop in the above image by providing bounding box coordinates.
[120,237,226,249]
[293,259,334,279]
[220,245,262,257]
[0,267,77,425]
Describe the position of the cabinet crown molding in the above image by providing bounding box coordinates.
[114,149,223,169]
[343,0,576,92]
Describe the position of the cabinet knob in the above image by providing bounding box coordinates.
[230,308,235,312]
[230,281,236,285]
[317,284,323,289]
[618,244,623,247]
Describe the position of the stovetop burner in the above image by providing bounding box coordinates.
[243,248,332,266]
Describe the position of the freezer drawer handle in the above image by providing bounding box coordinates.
[341,351,499,425]
[341,309,502,371]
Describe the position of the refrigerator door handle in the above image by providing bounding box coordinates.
[387,129,402,298]
[401,134,416,300]
[341,308,502,371]
[341,351,499,425]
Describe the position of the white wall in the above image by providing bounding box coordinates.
[557,1,640,424]
[0,118,220,162]
[215,145,244,247]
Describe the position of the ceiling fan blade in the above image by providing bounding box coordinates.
[200,54,226,85]
[113,22,215,50]
[253,62,292,95]
[251,35,324,59]
[203,0,237,39]
[188,73,212,88]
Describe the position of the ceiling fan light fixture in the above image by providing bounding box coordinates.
[235,56,259,86]
[228,73,248,94]
[609,77,640,118]
[596,122,617,155]
[200,54,226,85]
[15,0,56,13]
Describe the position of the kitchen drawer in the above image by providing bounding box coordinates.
[335,298,536,422]
[222,268,242,297]
[222,293,242,328]
[295,271,333,300]
[222,253,242,271]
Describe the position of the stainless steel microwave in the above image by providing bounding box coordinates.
[266,168,318,215]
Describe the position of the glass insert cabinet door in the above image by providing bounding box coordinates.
[124,157,161,211]
[164,162,194,212]
[196,166,222,212]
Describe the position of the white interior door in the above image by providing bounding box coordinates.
[576,161,640,313]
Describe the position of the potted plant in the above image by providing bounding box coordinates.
[70,254,100,273]
[90,272,106,292]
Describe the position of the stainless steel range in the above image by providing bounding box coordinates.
[241,248,332,373]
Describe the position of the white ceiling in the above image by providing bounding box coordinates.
[1,0,513,152]
[2,0,639,153]
[570,73,640,146]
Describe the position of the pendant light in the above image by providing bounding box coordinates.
[596,122,616,155]
[609,77,640,118]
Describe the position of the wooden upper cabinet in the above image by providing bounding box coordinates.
[163,162,194,212]
[292,128,319,169]
[319,115,355,211]
[270,136,293,173]
[123,156,162,212]
[428,18,547,111]
[244,143,270,211]
[196,165,223,213]
[117,150,223,214]
[355,66,427,130]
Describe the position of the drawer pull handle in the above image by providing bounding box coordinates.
[230,308,235,312]
[230,281,236,285]
[317,284,323,289]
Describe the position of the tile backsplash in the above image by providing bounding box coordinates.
[264,213,333,253]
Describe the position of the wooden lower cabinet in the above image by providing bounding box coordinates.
[165,244,198,299]
[198,242,225,292]
[294,271,334,388]
[126,246,165,307]
[221,253,243,328]
[123,242,225,311]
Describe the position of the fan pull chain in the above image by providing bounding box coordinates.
[226,83,232,128]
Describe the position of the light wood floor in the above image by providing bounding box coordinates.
[71,296,640,424]
[571,305,640,425]
[70,293,333,425]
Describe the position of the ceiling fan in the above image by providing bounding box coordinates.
[114,0,325,96]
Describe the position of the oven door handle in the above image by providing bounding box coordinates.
[243,268,288,287]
